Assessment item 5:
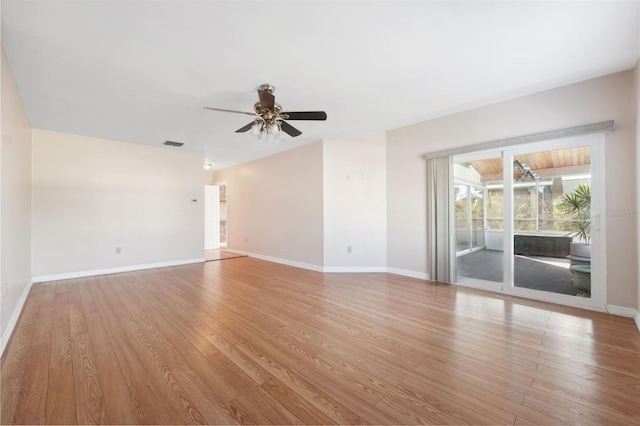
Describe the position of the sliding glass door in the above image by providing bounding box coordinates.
[511,147,592,298]
[452,133,605,309]
[454,153,504,290]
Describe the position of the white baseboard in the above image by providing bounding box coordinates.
[1,280,34,356]
[225,250,430,280]
[386,268,430,281]
[323,266,388,273]
[32,257,205,283]
[225,250,324,272]
[606,304,638,318]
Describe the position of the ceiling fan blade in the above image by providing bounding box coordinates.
[258,89,275,109]
[281,111,327,121]
[204,107,255,116]
[235,121,255,133]
[280,120,302,137]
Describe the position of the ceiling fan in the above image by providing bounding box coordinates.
[204,84,327,141]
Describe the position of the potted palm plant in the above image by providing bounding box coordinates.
[560,183,591,258]
[560,183,591,294]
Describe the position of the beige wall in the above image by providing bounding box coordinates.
[1,48,33,341]
[387,70,638,308]
[635,61,640,317]
[212,142,324,267]
[323,133,387,269]
[31,130,204,278]
[203,170,214,185]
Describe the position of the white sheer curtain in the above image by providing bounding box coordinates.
[426,156,455,283]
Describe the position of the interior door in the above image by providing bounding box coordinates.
[204,185,220,250]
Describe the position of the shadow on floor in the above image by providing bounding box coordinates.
[205,249,248,262]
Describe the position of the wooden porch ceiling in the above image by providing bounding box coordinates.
[464,147,591,183]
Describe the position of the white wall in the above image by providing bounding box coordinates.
[1,47,32,343]
[31,130,204,278]
[387,70,638,308]
[212,142,324,268]
[323,133,387,269]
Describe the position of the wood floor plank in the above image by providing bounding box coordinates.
[45,363,77,424]
[83,312,114,356]
[92,351,137,424]
[259,377,337,425]
[67,282,89,336]
[375,394,466,425]
[76,397,109,425]
[2,257,640,425]
[77,277,99,315]
[249,359,362,425]
[129,378,186,425]
[111,283,188,366]
[530,377,640,424]
[522,389,629,425]
[127,277,220,358]
[292,360,402,424]
[13,341,51,425]
[71,333,102,405]
[132,300,243,404]
[172,365,237,424]
[31,284,56,346]
[89,282,147,387]
[398,371,517,425]
[49,289,72,368]
[532,362,640,403]
[1,377,23,425]
[228,392,300,425]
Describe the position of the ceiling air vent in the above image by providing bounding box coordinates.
[163,140,184,147]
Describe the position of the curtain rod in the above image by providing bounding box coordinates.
[424,120,614,160]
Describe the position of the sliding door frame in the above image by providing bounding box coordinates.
[452,133,607,311]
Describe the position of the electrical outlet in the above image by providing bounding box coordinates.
[2,282,8,297]
[116,247,122,254]
[347,246,352,253]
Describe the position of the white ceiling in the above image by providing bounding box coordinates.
[2,1,639,171]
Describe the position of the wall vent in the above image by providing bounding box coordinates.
[163,140,184,147]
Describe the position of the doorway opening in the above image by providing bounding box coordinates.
[204,181,230,261]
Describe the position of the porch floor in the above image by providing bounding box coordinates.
[457,249,582,296]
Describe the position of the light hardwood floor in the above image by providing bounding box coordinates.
[2,257,640,425]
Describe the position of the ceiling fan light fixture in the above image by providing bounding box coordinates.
[270,121,281,136]
[250,120,262,136]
